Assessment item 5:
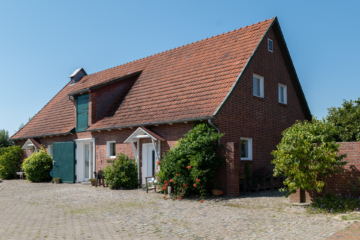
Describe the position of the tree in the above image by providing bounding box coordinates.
[327,98,360,142]
[271,118,347,197]
[0,129,13,148]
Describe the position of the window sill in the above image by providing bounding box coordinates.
[240,159,253,161]
[279,103,287,107]
[253,96,264,101]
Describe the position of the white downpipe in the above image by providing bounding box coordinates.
[208,119,220,146]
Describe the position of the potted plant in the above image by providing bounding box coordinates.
[52,177,60,184]
[212,180,223,196]
[88,178,96,186]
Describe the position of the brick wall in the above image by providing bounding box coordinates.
[213,26,307,194]
[290,142,360,203]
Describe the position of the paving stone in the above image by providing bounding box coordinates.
[0,180,352,239]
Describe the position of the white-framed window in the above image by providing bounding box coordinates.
[268,38,273,52]
[106,141,116,158]
[278,83,287,104]
[240,138,252,160]
[253,74,264,98]
[48,145,53,156]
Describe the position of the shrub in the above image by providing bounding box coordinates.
[307,194,360,214]
[104,154,138,189]
[272,118,347,197]
[22,148,52,182]
[0,145,23,179]
[156,123,224,200]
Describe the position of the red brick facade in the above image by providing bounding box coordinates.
[290,142,360,203]
[213,28,306,194]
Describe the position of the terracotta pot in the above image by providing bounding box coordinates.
[90,181,96,186]
[212,190,221,196]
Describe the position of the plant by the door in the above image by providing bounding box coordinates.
[156,123,224,202]
[104,153,138,189]
[52,177,60,184]
[88,178,96,186]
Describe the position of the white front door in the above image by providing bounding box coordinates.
[142,144,155,185]
[84,144,91,181]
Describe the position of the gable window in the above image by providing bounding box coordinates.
[48,145,53,156]
[76,93,89,132]
[278,84,287,104]
[268,38,273,52]
[240,138,252,160]
[253,74,264,98]
[107,141,116,158]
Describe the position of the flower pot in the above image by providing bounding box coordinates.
[90,181,96,186]
[212,190,221,196]
[54,180,60,184]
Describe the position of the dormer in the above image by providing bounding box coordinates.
[69,68,87,85]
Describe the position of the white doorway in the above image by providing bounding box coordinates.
[142,143,155,185]
[75,138,95,183]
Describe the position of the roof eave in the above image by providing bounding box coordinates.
[10,131,75,141]
[86,116,212,133]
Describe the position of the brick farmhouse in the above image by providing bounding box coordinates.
[10,17,311,196]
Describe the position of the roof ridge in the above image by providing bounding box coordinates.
[85,17,275,77]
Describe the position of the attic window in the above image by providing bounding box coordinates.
[268,39,273,52]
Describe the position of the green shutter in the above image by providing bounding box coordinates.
[76,93,89,132]
[53,142,75,183]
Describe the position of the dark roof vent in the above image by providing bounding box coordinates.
[69,68,87,85]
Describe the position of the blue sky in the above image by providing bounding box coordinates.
[1,1,359,134]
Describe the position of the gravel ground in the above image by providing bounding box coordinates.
[0,180,352,239]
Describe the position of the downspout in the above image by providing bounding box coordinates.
[208,119,220,146]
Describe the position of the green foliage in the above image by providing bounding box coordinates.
[327,98,360,142]
[104,154,138,189]
[307,194,360,214]
[0,129,13,148]
[272,118,347,197]
[0,146,23,179]
[22,148,53,182]
[156,123,224,200]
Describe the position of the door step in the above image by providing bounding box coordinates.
[81,182,91,185]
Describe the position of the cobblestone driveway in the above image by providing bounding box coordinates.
[0,180,352,239]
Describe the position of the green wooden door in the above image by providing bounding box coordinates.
[53,142,75,183]
[76,93,89,132]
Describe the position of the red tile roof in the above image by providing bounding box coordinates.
[11,18,275,140]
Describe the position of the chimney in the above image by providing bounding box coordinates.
[69,68,87,85]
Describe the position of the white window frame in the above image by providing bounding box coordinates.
[268,38,273,52]
[278,83,287,104]
[240,137,252,161]
[106,141,116,158]
[48,145,53,156]
[253,74,264,98]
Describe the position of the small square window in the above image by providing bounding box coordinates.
[253,74,264,98]
[268,38,273,52]
[107,141,116,158]
[240,138,252,160]
[278,84,287,104]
